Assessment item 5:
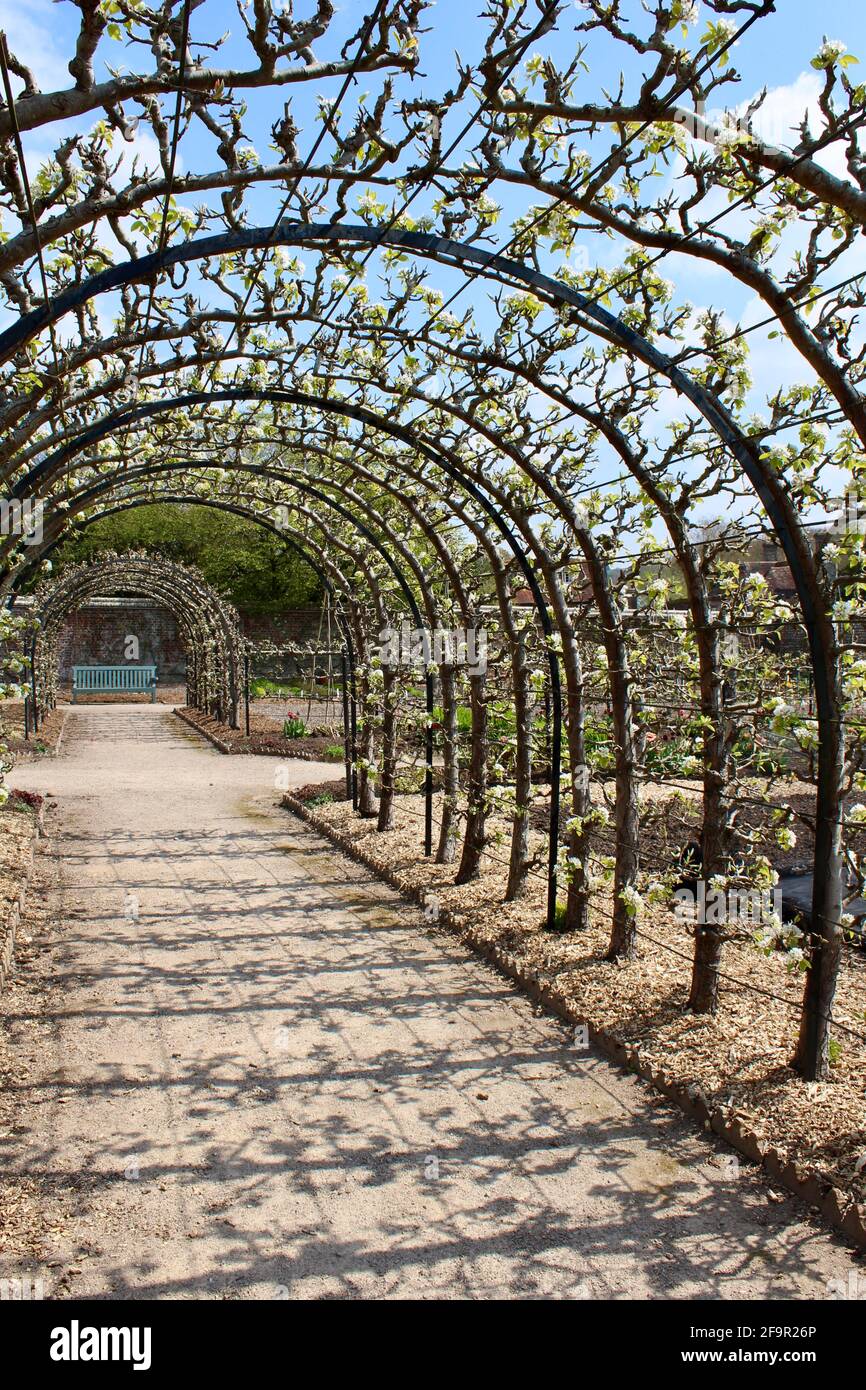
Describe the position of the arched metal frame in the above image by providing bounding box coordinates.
[14,389,566,924]
[0,221,844,1074]
[24,461,444,845]
[30,553,243,725]
[24,495,367,804]
[35,562,238,719]
[21,432,536,869]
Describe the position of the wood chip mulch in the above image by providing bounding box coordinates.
[0,802,55,1273]
[0,799,42,963]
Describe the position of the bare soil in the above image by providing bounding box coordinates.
[180,704,344,759]
[1,703,68,757]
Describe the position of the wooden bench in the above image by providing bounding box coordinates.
[72,665,158,703]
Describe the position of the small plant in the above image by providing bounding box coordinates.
[10,788,43,814]
[395,768,425,794]
[324,744,344,760]
[309,791,334,806]
[282,712,307,738]
[545,900,569,932]
[828,1038,843,1067]
[250,678,306,701]
[732,730,788,775]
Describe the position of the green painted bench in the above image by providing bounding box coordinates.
[72,665,158,703]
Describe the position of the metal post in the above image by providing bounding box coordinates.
[548,656,562,931]
[23,693,30,741]
[243,650,250,737]
[424,670,434,856]
[341,651,352,799]
[807,667,815,783]
[544,680,551,769]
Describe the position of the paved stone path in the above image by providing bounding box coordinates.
[3,706,860,1299]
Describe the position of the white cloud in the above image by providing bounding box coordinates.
[670,69,855,183]
[113,126,180,183]
[741,71,850,179]
[0,0,71,94]
[0,1,180,190]
[739,71,821,149]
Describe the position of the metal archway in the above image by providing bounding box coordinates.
[14,390,566,925]
[0,221,844,1075]
[29,553,243,725]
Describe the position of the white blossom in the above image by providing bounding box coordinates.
[816,38,847,67]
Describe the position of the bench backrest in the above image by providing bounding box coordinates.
[72,665,157,691]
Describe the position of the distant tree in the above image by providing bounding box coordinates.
[48,505,321,615]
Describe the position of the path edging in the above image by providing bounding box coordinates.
[0,801,45,993]
[282,790,866,1252]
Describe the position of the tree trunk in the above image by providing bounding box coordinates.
[456,671,488,883]
[687,621,731,1011]
[794,629,846,1078]
[606,683,640,958]
[574,542,640,960]
[357,669,378,818]
[376,667,397,831]
[559,631,590,931]
[506,633,533,899]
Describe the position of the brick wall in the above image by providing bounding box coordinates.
[53,602,328,682]
[57,602,187,680]
[240,609,330,645]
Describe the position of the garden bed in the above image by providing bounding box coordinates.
[283,786,866,1247]
[1,702,68,758]
[291,777,350,805]
[0,792,46,991]
[175,705,345,761]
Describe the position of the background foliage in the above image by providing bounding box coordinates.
[44,505,321,615]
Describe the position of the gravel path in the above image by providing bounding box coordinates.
[3,705,860,1300]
